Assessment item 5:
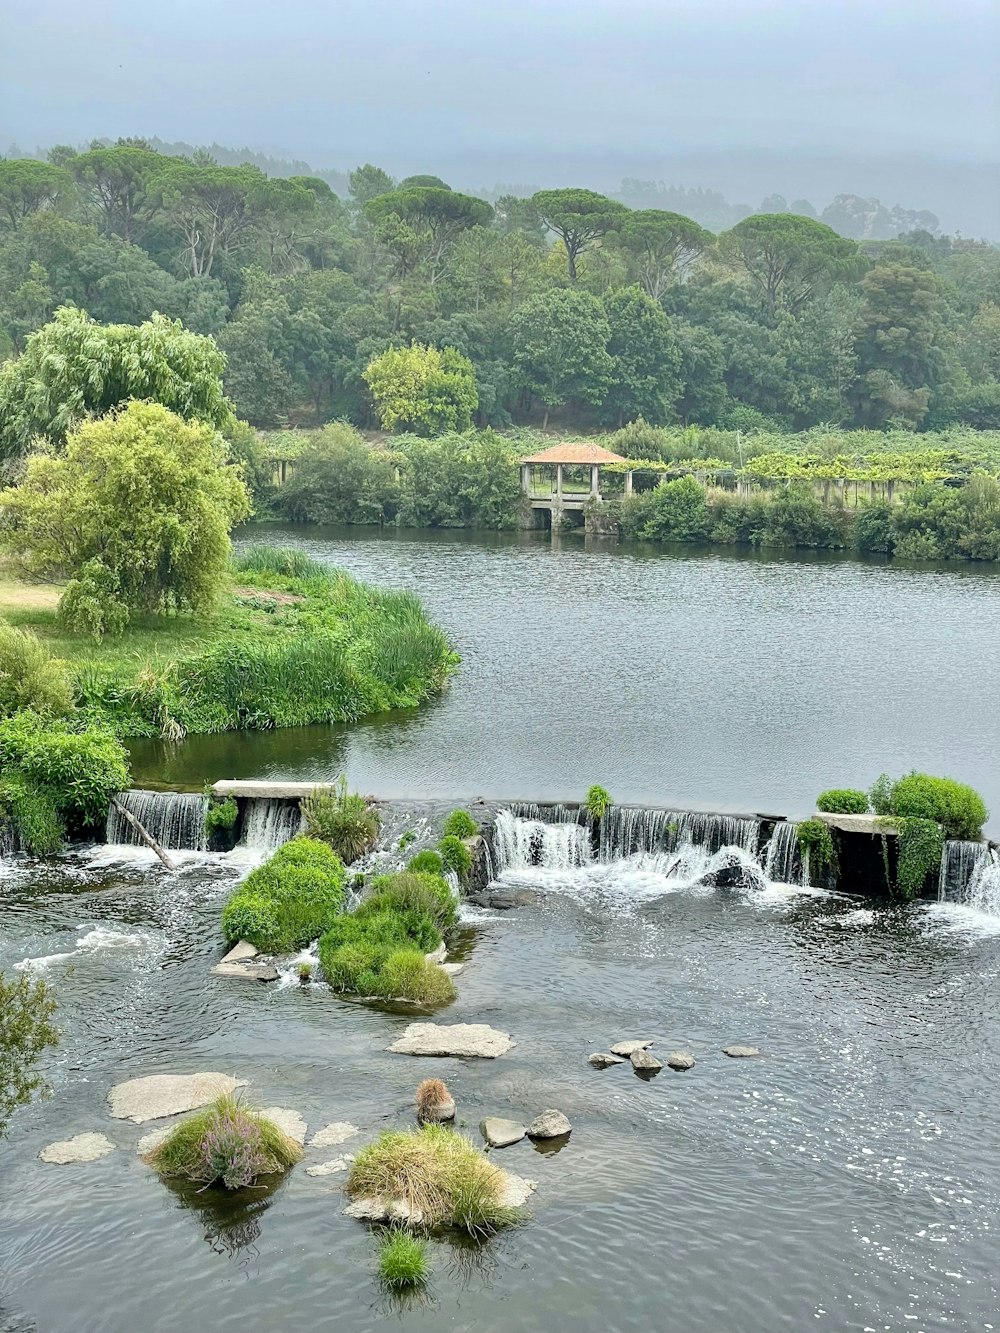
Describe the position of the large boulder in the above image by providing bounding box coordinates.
[108,1072,247,1123]
[527,1109,571,1139]
[389,1022,514,1058]
[480,1117,526,1148]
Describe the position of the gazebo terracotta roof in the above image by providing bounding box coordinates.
[520,441,629,465]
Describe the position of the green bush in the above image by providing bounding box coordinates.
[379,950,456,1004]
[882,772,987,839]
[641,476,711,541]
[442,809,477,839]
[438,834,472,880]
[895,817,945,900]
[0,622,74,718]
[815,788,869,814]
[407,848,444,875]
[796,818,834,876]
[301,778,380,864]
[854,503,896,555]
[585,785,612,819]
[204,796,238,835]
[365,872,460,935]
[377,1227,430,1290]
[221,838,346,952]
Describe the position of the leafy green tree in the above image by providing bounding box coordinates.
[278,424,400,524]
[0,160,71,233]
[365,187,493,285]
[0,306,234,456]
[0,971,59,1135]
[718,214,864,314]
[602,286,682,426]
[853,263,945,426]
[399,175,450,190]
[364,343,478,434]
[530,188,628,282]
[0,401,251,628]
[70,145,162,242]
[509,288,612,425]
[395,430,522,528]
[348,163,396,205]
[618,210,711,300]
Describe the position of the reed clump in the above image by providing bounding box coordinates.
[144,1094,303,1189]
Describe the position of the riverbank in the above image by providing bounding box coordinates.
[0,547,456,739]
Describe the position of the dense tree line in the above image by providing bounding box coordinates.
[1,139,999,438]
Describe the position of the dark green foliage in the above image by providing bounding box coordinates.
[377,1228,430,1290]
[0,970,59,1135]
[641,476,711,541]
[442,809,478,839]
[437,834,472,880]
[585,785,612,819]
[204,796,238,834]
[796,818,835,876]
[816,788,869,814]
[895,817,945,899]
[869,773,894,816]
[887,772,987,840]
[854,503,896,554]
[758,484,848,549]
[221,838,347,952]
[301,777,380,864]
[407,849,444,875]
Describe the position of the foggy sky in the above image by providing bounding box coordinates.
[3,0,998,232]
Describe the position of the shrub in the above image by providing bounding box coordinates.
[379,950,456,1004]
[0,622,74,718]
[145,1094,303,1189]
[895,817,944,900]
[301,778,380,864]
[759,483,847,549]
[347,1125,521,1236]
[886,772,988,840]
[796,819,834,875]
[58,558,130,640]
[365,872,459,934]
[0,970,59,1136]
[641,476,711,541]
[815,788,869,815]
[855,502,896,555]
[377,1228,430,1290]
[442,809,477,840]
[205,796,238,835]
[438,834,472,880]
[407,849,444,875]
[585,785,612,819]
[869,773,894,815]
[221,838,346,952]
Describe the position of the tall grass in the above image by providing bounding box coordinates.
[377,1228,430,1289]
[301,778,380,863]
[145,1094,304,1189]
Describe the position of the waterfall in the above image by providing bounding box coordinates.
[105,789,208,851]
[490,807,592,875]
[599,806,760,861]
[762,821,802,885]
[239,798,303,851]
[939,840,1000,914]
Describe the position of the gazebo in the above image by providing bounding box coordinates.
[520,441,633,525]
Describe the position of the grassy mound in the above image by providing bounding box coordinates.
[144,1095,303,1189]
[348,1125,520,1236]
[318,870,458,1004]
[0,545,456,739]
[222,837,347,952]
[377,1228,430,1289]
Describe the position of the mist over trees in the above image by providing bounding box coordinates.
[1,136,999,438]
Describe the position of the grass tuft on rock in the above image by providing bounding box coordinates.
[301,776,380,864]
[347,1125,521,1237]
[377,1226,431,1289]
[144,1094,303,1190]
[442,809,477,840]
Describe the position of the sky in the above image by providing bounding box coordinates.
[3,0,998,233]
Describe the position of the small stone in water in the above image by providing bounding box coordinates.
[259,1107,308,1144]
[40,1132,115,1164]
[723,1045,761,1058]
[527,1109,572,1139]
[667,1051,695,1071]
[611,1039,655,1056]
[630,1049,663,1072]
[480,1117,527,1147]
[588,1052,626,1068]
[310,1121,359,1148]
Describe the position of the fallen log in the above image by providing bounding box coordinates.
[110,798,176,870]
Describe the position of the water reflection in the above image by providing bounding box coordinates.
[161,1173,288,1259]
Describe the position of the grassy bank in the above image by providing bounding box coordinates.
[0,548,456,739]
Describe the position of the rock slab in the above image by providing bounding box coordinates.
[260,1107,307,1145]
[588,1051,626,1068]
[306,1156,351,1177]
[310,1121,358,1148]
[424,941,447,965]
[440,962,464,977]
[220,940,258,963]
[631,1049,663,1071]
[344,1196,424,1225]
[611,1039,655,1057]
[480,1117,526,1148]
[211,961,279,981]
[108,1072,247,1123]
[527,1109,572,1139]
[40,1132,115,1164]
[389,1022,514,1059]
[497,1170,536,1209]
[723,1045,760,1058]
[667,1051,695,1071]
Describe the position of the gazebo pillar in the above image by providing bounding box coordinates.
[590,465,600,496]
[624,471,633,497]
[556,464,563,495]
[521,464,531,495]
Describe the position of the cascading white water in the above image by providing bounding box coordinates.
[490,807,592,875]
[939,840,1000,915]
[599,806,761,861]
[763,821,802,885]
[105,790,208,851]
[239,798,303,851]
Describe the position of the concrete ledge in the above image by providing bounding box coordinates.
[814,813,900,835]
[212,781,329,799]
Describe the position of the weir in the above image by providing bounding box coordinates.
[939,840,1000,913]
[105,790,209,852]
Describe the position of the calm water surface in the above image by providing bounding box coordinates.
[134,526,1000,833]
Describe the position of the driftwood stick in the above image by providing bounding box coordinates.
[111,798,176,870]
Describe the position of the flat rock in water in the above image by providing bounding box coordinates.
[306,1156,351,1177]
[440,962,464,977]
[480,1117,526,1148]
[220,940,258,963]
[309,1121,359,1148]
[631,1049,663,1071]
[723,1045,760,1058]
[667,1051,695,1071]
[527,1109,572,1139]
[424,941,447,964]
[389,1022,514,1058]
[108,1072,247,1123]
[611,1039,655,1057]
[497,1170,536,1209]
[211,961,279,981]
[39,1132,115,1165]
[588,1051,626,1068]
[260,1107,307,1145]
[136,1126,171,1156]
[344,1196,424,1225]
